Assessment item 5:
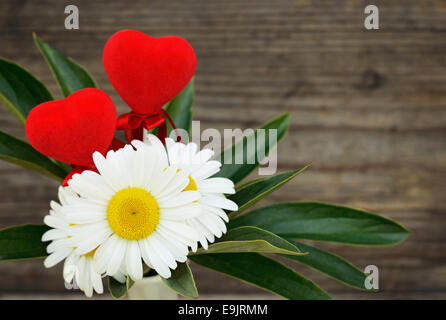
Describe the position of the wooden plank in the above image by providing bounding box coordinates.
[0,0,445,299]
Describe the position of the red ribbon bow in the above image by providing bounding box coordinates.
[116,109,183,143]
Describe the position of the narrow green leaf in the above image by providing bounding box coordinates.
[229,202,411,246]
[190,253,331,300]
[213,112,291,184]
[0,130,68,180]
[164,78,194,136]
[192,226,305,256]
[161,262,198,298]
[228,165,310,219]
[108,276,134,299]
[0,58,53,123]
[33,33,97,97]
[283,240,368,290]
[56,161,72,173]
[0,224,50,261]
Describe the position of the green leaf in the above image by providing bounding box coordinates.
[164,78,194,136]
[213,112,291,184]
[228,166,310,219]
[0,224,50,261]
[33,33,97,97]
[229,202,411,246]
[108,276,134,299]
[192,226,305,256]
[0,130,68,181]
[283,240,368,290]
[190,253,331,300]
[161,262,198,298]
[0,58,53,123]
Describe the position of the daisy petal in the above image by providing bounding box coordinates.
[161,203,201,221]
[42,229,66,241]
[198,177,235,194]
[158,191,200,208]
[139,238,171,278]
[44,247,72,268]
[68,171,114,203]
[201,195,238,211]
[106,237,127,276]
[125,241,143,281]
[193,161,221,180]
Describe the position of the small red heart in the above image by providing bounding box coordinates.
[25,88,117,167]
[103,29,196,114]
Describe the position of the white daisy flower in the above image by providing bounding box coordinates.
[165,137,238,251]
[63,134,201,280]
[42,186,105,297]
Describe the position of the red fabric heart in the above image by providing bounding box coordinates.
[103,29,197,114]
[25,88,117,167]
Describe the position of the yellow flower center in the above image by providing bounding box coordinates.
[183,176,198,191]
[106,187,160,240]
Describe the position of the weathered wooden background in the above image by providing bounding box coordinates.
[0,0,445,299]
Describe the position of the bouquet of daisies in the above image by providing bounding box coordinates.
[0,29,410,299]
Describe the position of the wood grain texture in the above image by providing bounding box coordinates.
[0,0,445,299]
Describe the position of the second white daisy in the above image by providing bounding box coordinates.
[42,186,105,297]
[165,137,238,251]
